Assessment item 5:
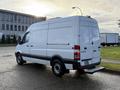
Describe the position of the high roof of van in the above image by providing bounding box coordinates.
[27,16,97,32]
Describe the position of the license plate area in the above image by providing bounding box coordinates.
[81,58,92,66]
[84,60,89,65]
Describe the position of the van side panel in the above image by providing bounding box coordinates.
[30,30,47,56]
[47,19,75,62]
[24,24,49,64]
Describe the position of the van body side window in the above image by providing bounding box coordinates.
[21,32,30,44]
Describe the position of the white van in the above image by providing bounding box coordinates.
[15,16,104,77]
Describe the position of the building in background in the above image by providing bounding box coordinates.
[100,33,119,46]
[0,9,46,39]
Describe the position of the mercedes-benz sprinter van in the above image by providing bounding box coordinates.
[15,16,104,77]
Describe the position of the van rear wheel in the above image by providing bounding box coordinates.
[52,59,65,77]
[16,53,25,65]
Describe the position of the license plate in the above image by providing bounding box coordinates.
[84,61,89,65]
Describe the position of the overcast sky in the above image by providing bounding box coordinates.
[0,0,120,33]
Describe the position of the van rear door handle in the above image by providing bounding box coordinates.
[26,45,29,47]
[30,45,33,47]
[98,46,101,48]
[84,47,87,49]
[91,42,93,45]
[93,50,96,52]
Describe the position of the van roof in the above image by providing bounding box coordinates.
[27,16,96,32]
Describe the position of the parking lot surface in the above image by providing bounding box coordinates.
[0,46,120,90]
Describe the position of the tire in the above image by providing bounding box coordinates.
[16,53,25,65]
[52,59,65,77]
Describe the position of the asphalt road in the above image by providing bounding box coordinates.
[0,46,120,90]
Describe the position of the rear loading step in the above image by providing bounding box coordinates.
[84,66,104,74]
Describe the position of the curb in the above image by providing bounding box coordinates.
[101,68,120,75]
[0,45,16,47]
[102,59,120,64]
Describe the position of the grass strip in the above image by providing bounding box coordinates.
[101,62,120,72]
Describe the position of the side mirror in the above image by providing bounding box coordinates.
[17,36,22,44]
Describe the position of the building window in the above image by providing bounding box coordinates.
[18,25,21,31]
[18,16,21,23]
[26,16,29,24]
[10,14,13,22]
[10,25,13,31]
[6,13,9,21]
[10,15,13,22]
[8,14,10,22]
[22,26,24,31]
[2,24,5,30]
[14,14,17,22]
[14,25,17,31]
[25,26,28,30]
[2,13,5,21]
[23,17,25,24]
[6,24,9,30]
[21,16,24,23]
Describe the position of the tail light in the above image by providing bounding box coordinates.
[74,45,80,50]
[73,45,80,60]
[74,52,80,60]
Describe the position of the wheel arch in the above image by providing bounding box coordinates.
[50,55,64,66]
[15,50,22,56]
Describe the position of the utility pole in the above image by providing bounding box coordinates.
[118,20,120,28]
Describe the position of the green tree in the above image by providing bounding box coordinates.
[1,34,5,44]
[13,35,17,44]
[6,35,11,44]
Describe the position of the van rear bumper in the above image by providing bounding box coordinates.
[80,62,101,69]
[84,66,104,74]
[64,57,101,70]
[72,61,101,69]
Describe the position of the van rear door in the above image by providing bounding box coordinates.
[79,26,93,61]
[90,26,100,59]
[79,18,100,67]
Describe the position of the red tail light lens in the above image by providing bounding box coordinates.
[74,52,80,60]
[74,45,80,50]
[73,45,80,60]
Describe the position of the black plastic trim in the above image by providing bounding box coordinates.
[17,53,101,69]
[20,53,75,64]
[81,58,92,61]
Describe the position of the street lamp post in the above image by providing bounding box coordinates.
[72,7,83,16]
[118,20,120,28]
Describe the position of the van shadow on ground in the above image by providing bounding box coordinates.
[10,63,106,90]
